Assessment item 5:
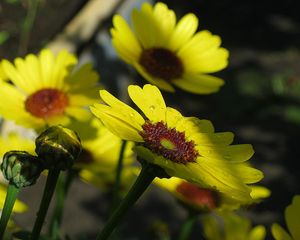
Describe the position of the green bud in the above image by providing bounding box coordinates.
[1,151,42,188]
[35,125,82,171]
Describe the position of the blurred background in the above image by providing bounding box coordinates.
[1,0,300,239]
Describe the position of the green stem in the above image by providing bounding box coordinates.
[19,0,40,55]
[0,184,20,239]
[96,162,157,240]
[31,169,60,240]
[112,140,127,209]
[178,211,198,240]
[49,169,77,239]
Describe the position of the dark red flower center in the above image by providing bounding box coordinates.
[25,88,68,118]
[139,48,184,80]
[140,121,198,164]
[176,182,219,210]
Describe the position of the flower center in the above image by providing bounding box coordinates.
[140,121,198,164]
[176,182,218,210]
[25,88,68,118]
[139,48,184,80]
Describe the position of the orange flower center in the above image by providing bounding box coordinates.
[25,88,68,118]
[140,121,198,164]
[139,48,183,80]
[176,182,218,210]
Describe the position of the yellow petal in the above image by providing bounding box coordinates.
[250,186,271,200]
[172,73,224,94]
[248,225,266,240]
[178,30,222,57]
[65,63,99,92]
[165,107,184,129]
[272,223,293,240]
[232,164,264,184]
[1,59,33,93]
[168,13,199,51]
[176,117,215,135]
[192,159,252,201]
[90,105,143,142]
[99,89,145,126]
[65,107,91,121]
[191,132,234,146]
[131,3,157,48]
[111,15,141,64]
[180,47,229,73]
[196,144,254,163]
[285,195,300,240]
[128,84,166,122]
[153,2,176,46]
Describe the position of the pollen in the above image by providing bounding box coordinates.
[176,182,219,210]
[25,88,68,118]
[139,48,184,80]
[140,121,198,164]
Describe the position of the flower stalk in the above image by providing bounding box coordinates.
[30,169,60,240]
[96,161,159,240]
[112,140,127,209]
[0,184,20,239]
[178,210,198,240]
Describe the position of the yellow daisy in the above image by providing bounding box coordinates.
[69,119,136,192]
[0,49,100,130]
[111,2,228,94]
[272,195,300,240]
[154,177,270,211]
[90,84,263,202]
[203,212,266,240]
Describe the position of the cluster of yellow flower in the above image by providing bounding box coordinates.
[0,2,298,239]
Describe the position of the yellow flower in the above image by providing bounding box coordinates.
[154,177,270,211]
[91,84,263,202]
[0,183,28,213]
[272,195,300,240]
[69,119,136,192]
[111,2,228,94]
[203,212,266,240]
[0,49,100,130]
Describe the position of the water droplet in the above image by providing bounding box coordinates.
[149,105,155,111]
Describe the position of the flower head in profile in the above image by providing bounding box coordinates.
[0,49,100,130]
[272,195,300,240]
[155,177,270,212]
[203,212,266,240]
[91,84,263,202]
[70,119,136,192]
[111,2,228,94]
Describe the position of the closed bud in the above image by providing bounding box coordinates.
[35,125,82,171]
[1,151,42,188]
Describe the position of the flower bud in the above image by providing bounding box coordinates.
[35,125,82,171]
[1,151,42,188]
